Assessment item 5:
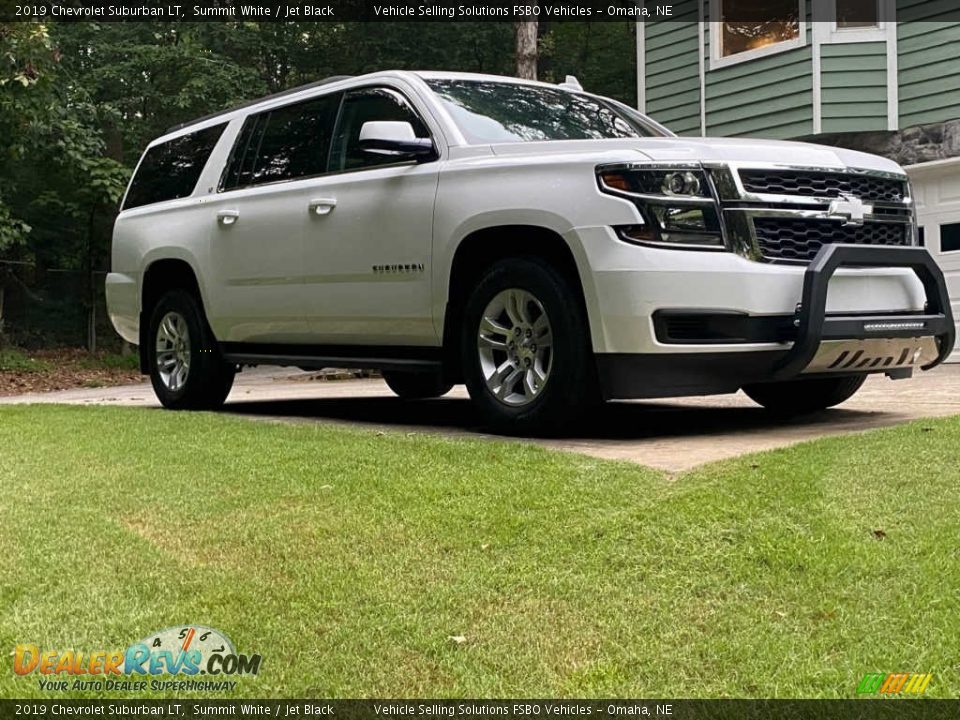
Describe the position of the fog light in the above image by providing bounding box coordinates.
[617,225,657,244]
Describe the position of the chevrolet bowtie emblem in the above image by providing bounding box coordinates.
[828,193,872,226]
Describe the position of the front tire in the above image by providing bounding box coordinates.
[383,370,453,400]
[742,375,866,415]
[460,256,598,433]
[147,289,235,410]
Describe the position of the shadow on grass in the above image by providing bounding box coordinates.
[220,394,880,441]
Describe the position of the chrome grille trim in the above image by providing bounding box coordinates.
[739,169,907,204]
[707,163,916,264]
[706,162,913,207]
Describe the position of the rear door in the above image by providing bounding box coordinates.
[206,91,341,343]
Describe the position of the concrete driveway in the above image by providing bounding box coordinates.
[3,365,959,471]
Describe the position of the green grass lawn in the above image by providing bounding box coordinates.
[1,405,958,699]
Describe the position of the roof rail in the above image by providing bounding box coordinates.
[164,75,353,135]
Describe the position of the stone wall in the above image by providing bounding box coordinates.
[799,119,960,165]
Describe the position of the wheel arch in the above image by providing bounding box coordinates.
[139,256,207,373]
[442,224,597,382]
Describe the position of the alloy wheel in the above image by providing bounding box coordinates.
[477,288,553,407]
[155,311,191,392]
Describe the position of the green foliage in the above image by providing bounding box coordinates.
[542,22,637,105]
[75,350,139,370]
[0,23,56,252]
[0,23,52,88]
[0,199,30,250]
[0,347,51,371]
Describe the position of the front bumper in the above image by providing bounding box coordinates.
[574,225,930,355]
[596,244,955,400]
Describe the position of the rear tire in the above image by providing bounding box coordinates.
[383,370,453,400]
[460,256,598,434]
[147,289,235,410]
[742,375,866,415]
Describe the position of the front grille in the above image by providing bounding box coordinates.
[753,218,909,262]
[739,170,907,203]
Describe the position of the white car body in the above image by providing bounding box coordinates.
[107,70,954,413]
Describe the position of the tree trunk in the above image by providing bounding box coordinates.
[515,17,539,80]
[85,205,97,354]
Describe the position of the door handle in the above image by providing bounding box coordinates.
[308,198,337,216]
[217,209,239,226]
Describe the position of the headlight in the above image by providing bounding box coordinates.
[597,164,724,249]
[599,167,710,198]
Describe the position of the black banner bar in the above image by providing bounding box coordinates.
[1,0,941,23]
[1,700,959,720]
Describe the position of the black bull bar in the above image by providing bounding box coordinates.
[774,243,956,380]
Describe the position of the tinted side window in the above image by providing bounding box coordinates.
[329,87,430,172]
[123,123,227,210]
[221,93,341,190]
[221,114,266,191]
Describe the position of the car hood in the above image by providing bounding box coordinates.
[487,136,905,175]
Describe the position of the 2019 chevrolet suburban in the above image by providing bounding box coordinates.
[106,71,955,431]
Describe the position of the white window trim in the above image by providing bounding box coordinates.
[822,25,887,43]
[636,20,645,113]
[709,1,807,70]
[816,0,892,44]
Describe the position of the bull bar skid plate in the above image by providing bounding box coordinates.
[774,243,956,380]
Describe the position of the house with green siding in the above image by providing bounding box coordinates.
[639,1,959,153]
[637,1,960,313]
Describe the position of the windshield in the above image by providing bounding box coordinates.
[425,79,668,144]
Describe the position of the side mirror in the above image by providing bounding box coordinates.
[358,121,435,160]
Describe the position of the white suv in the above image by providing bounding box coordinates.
[107,71,955,431]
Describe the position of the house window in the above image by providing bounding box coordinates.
[941,223,960,253]
[814,0,889,44]
[711,0,805,68]
[836,0,879,28]
[719,0,800,56]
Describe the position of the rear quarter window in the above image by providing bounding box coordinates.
[123,123,227,210]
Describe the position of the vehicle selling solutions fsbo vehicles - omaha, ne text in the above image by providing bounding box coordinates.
[106,71,956,431]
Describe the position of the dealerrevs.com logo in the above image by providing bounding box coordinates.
[12,626,262,693]
[857,672,933,696]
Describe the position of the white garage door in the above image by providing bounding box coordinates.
[907,158,960,362]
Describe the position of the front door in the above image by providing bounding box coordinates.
[299,86,440,346]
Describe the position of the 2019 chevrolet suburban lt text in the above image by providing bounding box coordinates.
[106,71,956,432]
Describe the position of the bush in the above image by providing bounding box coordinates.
[0,348,52,372]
